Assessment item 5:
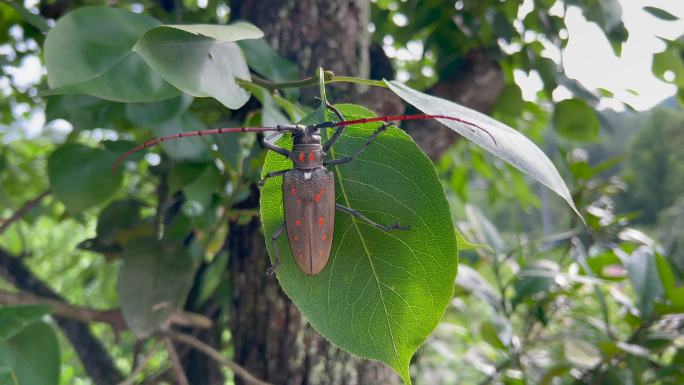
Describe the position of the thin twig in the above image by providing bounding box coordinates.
[0,190,51,235]
[117,341,161,385]
[163,337,189,385]
[0,289,212,330]
[158,330,273,385]
[241,71,334,91]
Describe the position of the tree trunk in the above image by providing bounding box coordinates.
[227,1,400,384]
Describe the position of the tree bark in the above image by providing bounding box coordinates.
[228,1,400,384]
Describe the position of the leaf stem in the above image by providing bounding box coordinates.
[241,72,387,91]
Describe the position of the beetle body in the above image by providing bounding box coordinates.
[280,126,336,274]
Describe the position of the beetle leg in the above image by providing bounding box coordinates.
[324,122,393,166]
[262,133,291,158]
[257,169,290,189]
[322,102,347,152]
[267,223,287,275]
[335,203,410,231]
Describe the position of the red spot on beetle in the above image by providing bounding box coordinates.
[294,236,299,241]
[314,193,321,202]
[299,152,305,161]
[299,252,303,259]
[309,151,315,161]
[295,219,302,226]
[322,234,327,241]
[290,188,297,196]
[318,217,324,227]
[320,251,324,257]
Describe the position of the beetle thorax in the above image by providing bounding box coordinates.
[291,126,324,169]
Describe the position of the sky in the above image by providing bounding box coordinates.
[531,0,684,110]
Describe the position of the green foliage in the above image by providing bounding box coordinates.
[117,238,196,337]
[553,99,601,141]
[2,1,683,385]
[44,6,179,102]
[135,23,263,109]
[0,320,60,385]
[620,108,684,223]
[260,104,458,383]
[47,143,123,214]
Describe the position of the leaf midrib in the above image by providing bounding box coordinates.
[328,137,400,361]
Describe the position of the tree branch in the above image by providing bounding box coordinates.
[0,289,212,330]
[159,329,273,385]
[0,247,124,385]
[0,190,51,235]
[164,337,190,385]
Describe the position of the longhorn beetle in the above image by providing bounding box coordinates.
[113,104,495,275]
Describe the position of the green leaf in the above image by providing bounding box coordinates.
[117,238,195,337]
[1,0,49,32]
[125,95,193,126]
[45,94,124,131]
[512,260,559,308]
[0,322,60,385]
[47,143,123,214]
[195,251,229,308]
[134,23,263,109]
[643,6,679,21]
[237,38,299,83]
[553,99,600,141]
[480,315,512,349]
[0,305,50,340]
[564,338,601,369]
[151,113,212,162]
[260,104,458,384]
[455,228,491,252]
[652,49,684,87]
[625,247,663,318]
[494,84,523,119]
[386,80,582,220]
[44,6,180,102]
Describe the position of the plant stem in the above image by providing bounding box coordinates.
[0,190,51,235]
[158,330,273,385]
[241,72,388,91]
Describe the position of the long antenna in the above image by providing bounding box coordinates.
[112,114,498,175]
[320,114,497,146]
[112,126,278,174]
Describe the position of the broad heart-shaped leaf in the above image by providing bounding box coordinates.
[47,143,123,214]
[260,104,458,384]
[117,238,195,337]
[44,6,180,102]
[386,80,582,220]
[134,23,263,109]
[0,322,60,385]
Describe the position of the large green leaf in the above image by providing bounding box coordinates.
[386,80,582,219]
[0,322,60,385]
[260,104,458,383]
[44,6,180,102]
[553,98,600,141]
[134,23,263,109]
[47,143,123,214]
[117,238,195,337]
